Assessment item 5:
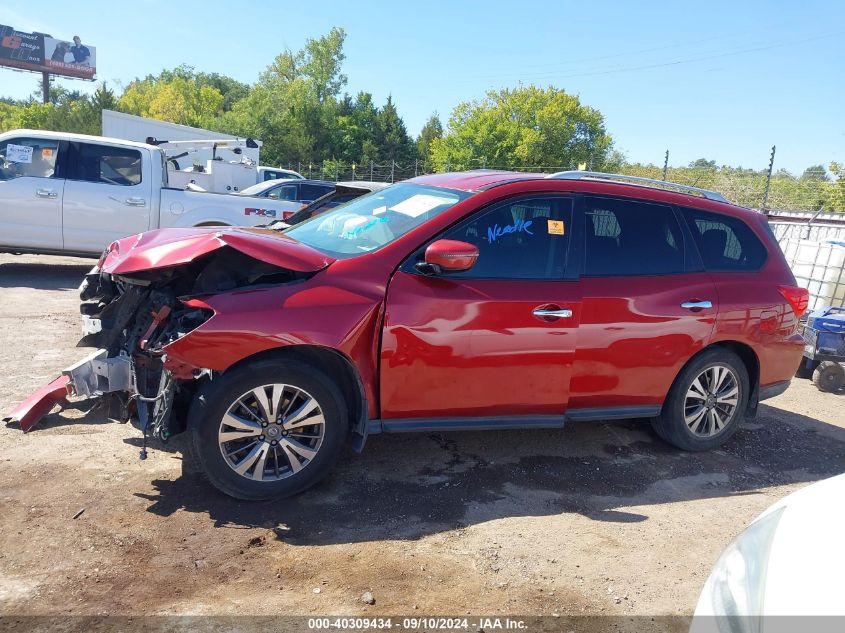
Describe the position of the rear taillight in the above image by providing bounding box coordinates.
[778,285,809,317]
[282,210,295,220]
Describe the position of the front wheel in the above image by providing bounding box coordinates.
[651,348,749,451]
[188,359,348,500]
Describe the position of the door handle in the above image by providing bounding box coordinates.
[109,195,146,207]
[36,188,57,199]
[532,307,573,319]
[680,300,713,311]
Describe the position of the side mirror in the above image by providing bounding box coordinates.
[416,239,479,275]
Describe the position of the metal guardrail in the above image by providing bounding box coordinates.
[544,171,729,203]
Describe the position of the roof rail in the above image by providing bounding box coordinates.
[544,171,728,203]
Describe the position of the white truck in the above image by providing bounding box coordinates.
[152,137,304,193]
[0,130,304,257]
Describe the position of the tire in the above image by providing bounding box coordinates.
[188,358,348,500]
[651,348,749,451]
[812,361,845,393]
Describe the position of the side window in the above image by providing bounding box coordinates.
[0,137,59,180]
[439,196,573,280]
[584,197,684,276]
[269,184,298,201]
[68,143,142,186]
[683,207,767,271]
[301,183,334,200]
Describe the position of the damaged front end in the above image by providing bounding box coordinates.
[4,228,329,457]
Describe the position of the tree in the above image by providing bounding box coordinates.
[430,85,614,171]
[334,92,379,163]
[801,165,829,181]
[416,113,443,165]
[244,28,350,166]
[826,163,845,212]
[374,95,415,165]
[118,73,225,128]
[689,158,717,170]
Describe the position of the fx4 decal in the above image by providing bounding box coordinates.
[244,208,277,218]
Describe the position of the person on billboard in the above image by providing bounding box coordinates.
[69,36,90,65]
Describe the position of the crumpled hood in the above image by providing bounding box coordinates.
[100,226,335,275]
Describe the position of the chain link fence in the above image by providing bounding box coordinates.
[280,160,844,214]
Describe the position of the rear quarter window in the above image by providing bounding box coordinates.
[682,207,767,271]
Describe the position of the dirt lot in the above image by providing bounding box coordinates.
[1,253,843,623]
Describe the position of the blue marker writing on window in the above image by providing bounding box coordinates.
[486,219,534,243]
[343,216,388,238]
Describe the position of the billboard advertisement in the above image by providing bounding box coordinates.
[0,24,96,80]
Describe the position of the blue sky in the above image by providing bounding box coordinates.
[1,0,842,173]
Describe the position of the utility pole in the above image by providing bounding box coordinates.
[41,72,50,104]
[662,150,669,181]
[762,145,776,210]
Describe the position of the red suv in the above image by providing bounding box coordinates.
[6,171,808,500]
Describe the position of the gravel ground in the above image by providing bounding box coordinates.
[1,253,843,623]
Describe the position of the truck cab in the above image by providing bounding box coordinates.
[0,130,303,257]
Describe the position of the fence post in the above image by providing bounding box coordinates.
[298,161,302,174]
[308,164,312,178]
[352,164,356,180]
[390,160,395,183]
[414,159,418,177]
[320,163,324,180]
[762,145,776,210]
[335,163,339,182]
[446,159,451,172]
[662,150,669,181]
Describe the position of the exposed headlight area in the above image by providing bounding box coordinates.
[692,506,786,633]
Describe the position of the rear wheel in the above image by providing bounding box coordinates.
[188,359,348,500]
[812,361,845,393]
[651,348,749,451]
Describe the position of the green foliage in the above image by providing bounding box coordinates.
[0,82,118,136]
[620,161,843,212]
[416,113,443,166]
[373,96,415,164]
[118,71,225,128]
[429,85,615,171]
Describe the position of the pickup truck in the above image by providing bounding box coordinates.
[0,130,304,257]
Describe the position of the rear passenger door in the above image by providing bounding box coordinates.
[62,142,153,253]
[570,196,718,411]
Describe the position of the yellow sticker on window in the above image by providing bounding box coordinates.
[547,219,565,235]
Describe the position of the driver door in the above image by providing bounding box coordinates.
[380,195,581,419]
[62,141,153,253]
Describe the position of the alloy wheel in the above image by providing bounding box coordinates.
[683,364,740,437]
[218,383,325,481]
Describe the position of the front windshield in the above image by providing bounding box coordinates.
[284,183,471,258]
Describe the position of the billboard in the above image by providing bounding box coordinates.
[0,24,96,80]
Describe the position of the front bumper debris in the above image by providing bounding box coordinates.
[3,348,167,435]
[3,375,71,432]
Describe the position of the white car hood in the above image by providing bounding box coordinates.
[759,472,845,615]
